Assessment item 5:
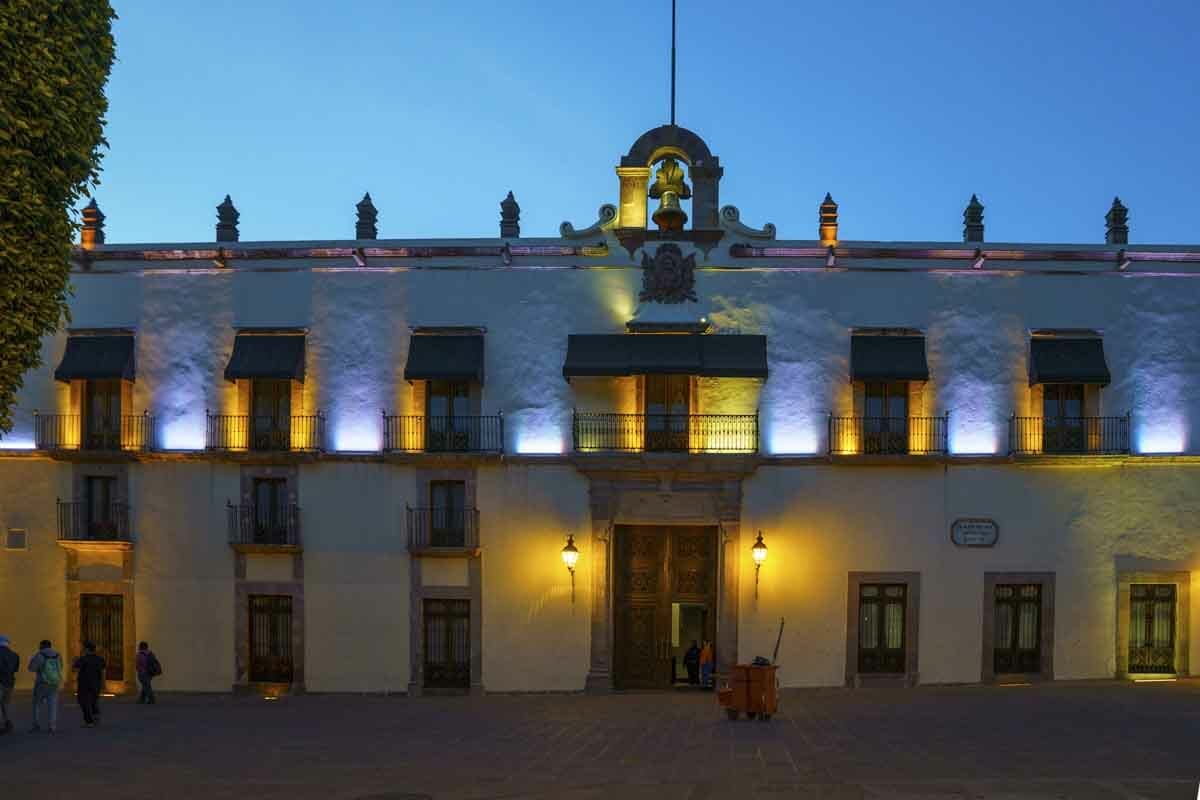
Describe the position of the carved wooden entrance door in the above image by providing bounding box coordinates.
[614,525,716,689]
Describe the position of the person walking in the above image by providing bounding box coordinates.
[0,635,18,734]
[73,641,106,728]
[699,640,714,689]
[136,641,161,704]
[28,639,63,733]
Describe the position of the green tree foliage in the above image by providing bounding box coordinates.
[0,1,116,435]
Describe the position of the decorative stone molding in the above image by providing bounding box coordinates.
[980,572,1055,682]
[640,243,697,304]
[234,580,305,691]
[845,571,921,688]
[216,195,239,243]
[560,203,617,239]
[719,205,776,240]
[582,474,743,692]
[355,192,378,240]
[500,191,520,238]
[963,194,985,243]
[1115,570,1190,678]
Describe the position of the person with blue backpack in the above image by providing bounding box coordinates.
[28,639,63,734]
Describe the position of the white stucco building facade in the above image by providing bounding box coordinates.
[2,125,1199,694]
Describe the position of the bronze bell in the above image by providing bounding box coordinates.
[652,190,688,232]
[649,157,691,233]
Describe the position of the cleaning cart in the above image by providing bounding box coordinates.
[718,617,783,721]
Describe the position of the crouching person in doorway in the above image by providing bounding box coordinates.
[136,641,161,704]
[73,641,106,728]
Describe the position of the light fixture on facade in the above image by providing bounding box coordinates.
[751,531,768,598]
[561,534,579,603]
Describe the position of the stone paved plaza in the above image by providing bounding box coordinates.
[1,682,1198,799]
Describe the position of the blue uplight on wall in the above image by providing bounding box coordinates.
[159,414,206,451]
[333,416,382,452]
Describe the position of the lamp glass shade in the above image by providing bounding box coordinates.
[561,535,579,571]
[751,532,768,566]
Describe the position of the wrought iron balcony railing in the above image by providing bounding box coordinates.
[828,414,949,455]
[35,412,155,451]
[206,412,325,452]
[227,502,301,547]
[406,506,480,550]
[382,414,504,453]
[57,499,132,542]
[1009,414,1130,455]
[572,412,759,454]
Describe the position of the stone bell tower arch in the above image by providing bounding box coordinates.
[615,125,724,230]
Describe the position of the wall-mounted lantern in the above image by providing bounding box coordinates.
[751,531,768,598]
[561,534,579,603]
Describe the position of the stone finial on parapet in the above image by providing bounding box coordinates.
[80,198,106,249]
[356,192,378,240]
[819,193,839,246]
[1105,197,1129,245]
[500,191,520,238]
[963,194,985,243]
[216,195,240,242]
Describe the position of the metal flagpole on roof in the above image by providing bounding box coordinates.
[670,0,676,125]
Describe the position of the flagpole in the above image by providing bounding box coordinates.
[670,0,676,125]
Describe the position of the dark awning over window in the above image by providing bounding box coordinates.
[563,334,768,379]
[224,333,306,382]
[404,334,484,382]
[54,335,135,382]
[1029,338,1110,385]
[850,335,929,382]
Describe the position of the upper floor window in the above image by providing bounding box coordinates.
[430,480,467,547]
[85,475,118,539]
[252,478,289,545]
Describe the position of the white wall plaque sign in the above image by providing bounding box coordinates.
[951,518,999,547]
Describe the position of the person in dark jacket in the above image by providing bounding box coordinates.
[0,635,18,734]
[135,641,159,704]
[73,641,106,728]
[683,640,701,685]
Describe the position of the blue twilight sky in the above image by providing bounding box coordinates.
[91,0,1200,245]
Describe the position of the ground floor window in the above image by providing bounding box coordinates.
[80,593,123,681]
[993,584,1041,674]
[858,584,906,674]
[1129,584,1175,674]
[424,599,470,689]
[249,594,294,683]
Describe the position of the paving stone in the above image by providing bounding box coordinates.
[0,684,1198,798]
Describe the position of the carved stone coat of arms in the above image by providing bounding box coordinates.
[640,243,697,304]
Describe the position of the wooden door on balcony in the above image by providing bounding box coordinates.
[80,594,123,682]
[614,525,716,689]
[643,375,690,452]
[1043,384,1085,453]
[863,382,908,454]
[84,379,121,450]
[251,379,291,450]
[426,380,471,451]
[249,594,294,683]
